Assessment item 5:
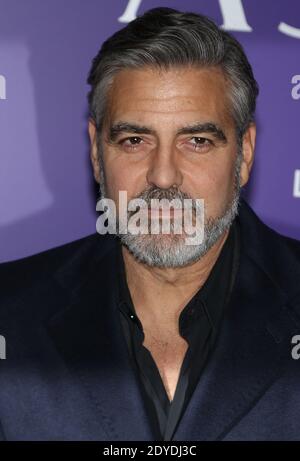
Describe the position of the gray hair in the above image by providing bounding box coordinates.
[87,6,259,144]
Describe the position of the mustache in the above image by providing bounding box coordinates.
[127,186,197,218]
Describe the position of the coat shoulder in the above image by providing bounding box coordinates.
[238,200,300,323]
[0,233,117,310]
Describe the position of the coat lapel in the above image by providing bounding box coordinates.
[173,201,300,440]
[47,240,156,441]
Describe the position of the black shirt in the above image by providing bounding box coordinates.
[116,219,240,441]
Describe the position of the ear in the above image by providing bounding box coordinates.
[88,119,101,183]
[239,122,256,187]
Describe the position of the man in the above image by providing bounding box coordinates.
[0,7,300,441]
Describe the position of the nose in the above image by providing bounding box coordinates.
[146,147,183,190]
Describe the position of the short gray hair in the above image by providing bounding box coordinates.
[87,7,259,142]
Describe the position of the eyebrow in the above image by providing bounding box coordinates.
[108,121,228,144]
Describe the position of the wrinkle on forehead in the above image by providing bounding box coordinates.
[104,66,233,130]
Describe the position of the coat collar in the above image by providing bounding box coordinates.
[47,199,300,440]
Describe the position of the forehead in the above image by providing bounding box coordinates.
[104,65,233,129]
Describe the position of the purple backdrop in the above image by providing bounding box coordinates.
[0,0,299,262]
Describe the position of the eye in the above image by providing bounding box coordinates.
[188,137,213,150]
[118,136,143,150]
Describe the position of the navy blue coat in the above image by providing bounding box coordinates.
[0,199,300,441]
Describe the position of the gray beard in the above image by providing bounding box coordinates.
[98,154,242,268]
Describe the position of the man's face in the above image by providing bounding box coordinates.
[89,66,255,267]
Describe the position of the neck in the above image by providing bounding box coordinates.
[121,229,230,329]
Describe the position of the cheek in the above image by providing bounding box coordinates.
[209,167,236,216]
[188,157,236,216]
[103,156,147,204]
